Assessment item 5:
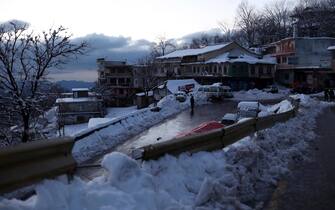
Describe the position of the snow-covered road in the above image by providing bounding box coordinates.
[2,95,333,210]
[77,99,283,180]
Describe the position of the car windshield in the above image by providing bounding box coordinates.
[209,87,218,92]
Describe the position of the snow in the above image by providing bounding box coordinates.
[328,45,335,50]
[72,88,89,92]
[136,91,153,97]
[231,88,289,101]
[105,106,137,119]
[88,118,113,128]
[71,93,209,163]
[206,52,276,65]
[2,96,334,210]
[157,43,231,59]
[55,97,101,103]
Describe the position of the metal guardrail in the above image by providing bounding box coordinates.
[0,137,76,194]
[134,98,299,160]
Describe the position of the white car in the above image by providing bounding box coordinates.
[237,101,261,118]
[197,85,233,99]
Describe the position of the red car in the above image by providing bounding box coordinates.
[176,121,224,138]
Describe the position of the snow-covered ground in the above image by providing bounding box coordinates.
[231,88,290,101]
[72,93,208,163]
[105,106,137,118]
[2,95,333,210]
[61,106,138,136]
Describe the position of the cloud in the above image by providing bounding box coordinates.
[66,33,153,71]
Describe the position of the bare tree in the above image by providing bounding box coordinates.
[293,0,335,37]
[152,36,175,56]
[259,0,293,43]
[137,54,159,97]
[235,0,260,47]
[0,21,87,142]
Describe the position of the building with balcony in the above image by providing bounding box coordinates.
[97,59,147,106]
[56,88,105,125]
[155,42,276,90]
[266,37,335,90]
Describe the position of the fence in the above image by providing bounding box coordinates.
[0,137,76,194]
[134,98,299,160]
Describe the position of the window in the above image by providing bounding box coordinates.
[267,66,272,74]
[109,78,117,85]
[119,89,124,95]
[118,78,125,85]
[282,56,287,64]
[284,73,289,80]
[250,66,256,75]
[117,69,125,74]
[224,66,228,75]
[259,66,263,75]
[288,57,298,65]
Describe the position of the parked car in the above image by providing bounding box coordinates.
[197,85,233,99]
[221,113,239,125]
[237,101,261,118]
[174,91,187,102]
[263,85,278,93]
[221,86,234,98]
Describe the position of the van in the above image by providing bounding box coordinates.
[197,85,233,99]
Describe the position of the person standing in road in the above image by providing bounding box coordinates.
[190,94,195,112]
[329,88,335,101]
[324,88,330,101]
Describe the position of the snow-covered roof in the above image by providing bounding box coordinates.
[206,53,276,65]
[157,43,231,59]
[56,97,101,103]
[72,88,89,92]
[160,79,200,93]
[328,46,335,50]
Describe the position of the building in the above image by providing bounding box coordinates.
[155,42,276,90]
[266,37,335,90]
[97,59,147,106]
[56,88,105,125]
[329,46,335,71]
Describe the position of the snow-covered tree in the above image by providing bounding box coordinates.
[0,21,87,143]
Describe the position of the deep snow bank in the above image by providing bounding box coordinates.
[2,95,333,210]
[72,94,208,163]
[232,88,289,101]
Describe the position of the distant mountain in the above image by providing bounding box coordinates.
[56,80,95,91]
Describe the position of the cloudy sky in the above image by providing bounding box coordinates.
[2,0,271,81]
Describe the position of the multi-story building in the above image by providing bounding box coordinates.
[97,59,147,106]
[266,37,335,90]
[155,42,276,90]
[56,88,105,125]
